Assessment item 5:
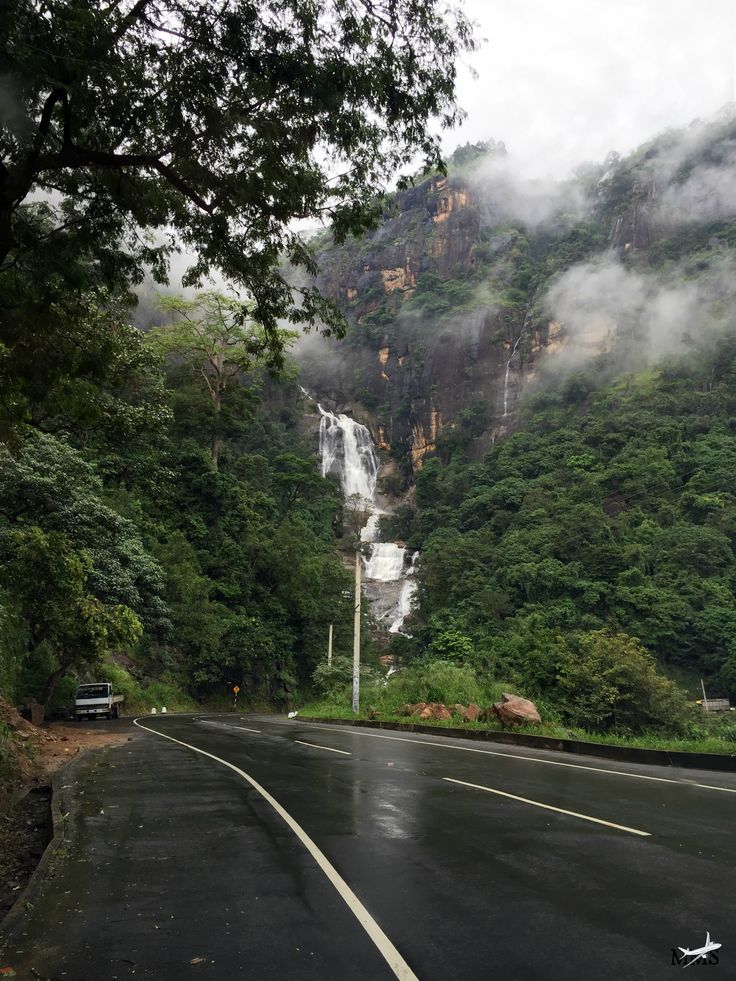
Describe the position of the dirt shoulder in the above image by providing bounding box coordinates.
[39,720,133,776]
[0,699,135,924]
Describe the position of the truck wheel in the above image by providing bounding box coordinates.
[113,705,119,719]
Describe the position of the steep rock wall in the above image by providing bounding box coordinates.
[298,173,549,473]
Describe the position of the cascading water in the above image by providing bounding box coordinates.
[318,405,378,501]
[364,543,407,582]
[388,552,419,633]
[502,301,536,421]
[502,334,522,419]
[313,399,417,633]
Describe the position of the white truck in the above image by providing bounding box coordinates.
[74,683,124,720]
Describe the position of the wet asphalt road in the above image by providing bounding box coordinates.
[2,714,736,980]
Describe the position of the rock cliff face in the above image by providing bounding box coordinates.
[316,175,479,311]
[298,172,549,477]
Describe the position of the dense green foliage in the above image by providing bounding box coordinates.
[397,338,736,723]
[0,324,356,707]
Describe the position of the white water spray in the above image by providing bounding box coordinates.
[318,405,379,501]
[502,334,522,419]
[388,552,419,633]
[364,543,407,582]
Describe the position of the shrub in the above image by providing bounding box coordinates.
[382,659,482,709]
[312,655,354,700]
[426,630,475,663]
[557,629,689,733]
[138,680,196,712]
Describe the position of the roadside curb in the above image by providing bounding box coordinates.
[0,764,69,942]
[299,717,736,772]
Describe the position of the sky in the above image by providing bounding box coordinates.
[447,0,736,178]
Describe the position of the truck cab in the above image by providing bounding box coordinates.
[74,683,124,721]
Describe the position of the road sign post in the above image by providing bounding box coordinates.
[233,684,240,710]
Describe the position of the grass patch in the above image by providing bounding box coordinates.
[299,699,736,756]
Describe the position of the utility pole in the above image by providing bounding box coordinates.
[352,551,361,713]
[327,623,333,666]
[701,677,709,712]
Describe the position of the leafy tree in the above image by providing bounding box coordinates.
[342,492,374,549]
[0,589,28,701]
[0,268,169,443]
[0,433,169,634]
[1,526,141,702]
[1,0,474,341]
[149,291,293,466]
[426,628,474,663]
[312,654,354,701]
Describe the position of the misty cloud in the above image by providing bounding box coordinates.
[452,0,734,180]
[659,147,736,225]
[469,154,593,229]
[543,254,736,374]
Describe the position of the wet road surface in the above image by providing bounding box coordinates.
[2,713,736,979]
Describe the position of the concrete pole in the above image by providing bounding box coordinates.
[352,551,361,713]
[701,677,709,713]
[327,623,333,667]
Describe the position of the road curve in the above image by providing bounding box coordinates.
[2,713,735,980]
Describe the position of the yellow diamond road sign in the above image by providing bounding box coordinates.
[233,685,240,694]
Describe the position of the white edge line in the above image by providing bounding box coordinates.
[294,739,351,756]
[442,777,651,837]
[285,722,736,794]
[692,782,736,793]
[133,719,415,981]
[199,720,261,733]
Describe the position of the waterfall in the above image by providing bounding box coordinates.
[314,400,417,634]
[364,543,407,581]
[388,552,419,633]
[502,301,536,421]
[502,334,522,419]
[318,405,378,501]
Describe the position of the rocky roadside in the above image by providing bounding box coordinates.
[0,698,133,923]
[395,693,542,726]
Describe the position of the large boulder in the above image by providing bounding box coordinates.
[453,703,480,722]
[399,702,428,717]
[492,693,541,727]
[463,702,480,722]
[418,702,452,721]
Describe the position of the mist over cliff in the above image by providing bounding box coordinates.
[294,110,736,485]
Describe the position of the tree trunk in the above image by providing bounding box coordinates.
[210,383,223,469]
[40,665,66,706]
[211,432,221,470]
